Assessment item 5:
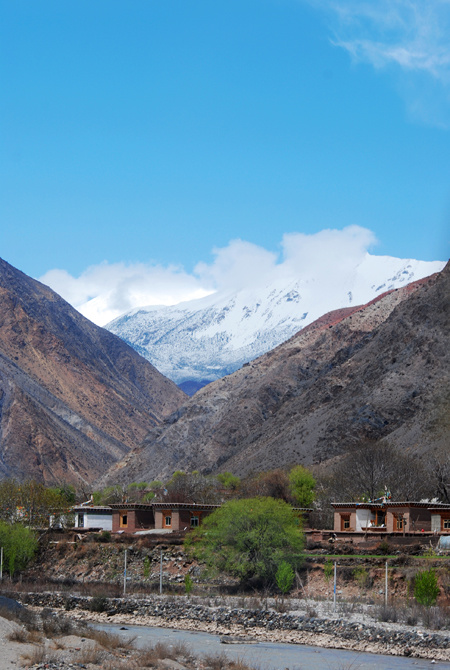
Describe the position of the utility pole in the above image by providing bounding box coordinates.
[333,561,337,612]
[385,561,388,606]
[160,550,163,595]
[123,549,127,596]
[0,547,3,581]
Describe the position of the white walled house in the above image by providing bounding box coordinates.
[73,506,113,531]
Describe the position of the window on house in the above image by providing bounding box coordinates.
[165,515,172,527]
[120,513,128,528]
[443,518,450,530]
[341,515,350,530]
[77,513,84,528]
[190,515,199,527]
[395,516,404,531]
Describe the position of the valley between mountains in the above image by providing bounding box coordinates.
[105,261,449,484]
[0,257,448,486]
[0,258,185,486]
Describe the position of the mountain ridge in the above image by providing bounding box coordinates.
[103,263,449,484]
[106,254,444,385]
[0,258,186,485]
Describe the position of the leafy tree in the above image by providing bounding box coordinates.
[48,484,76,505]
[276,561,295,596]
[185,497,304,586]
[0,522,38,577]
[414,568,440,607]
[92,485,125,505]
[0,480,69,527]
[289,466,316,507]
[216,472,240,492]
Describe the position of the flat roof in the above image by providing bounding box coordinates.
[152,502,220,510]
[72,506,112,512]
[331,501,448,509]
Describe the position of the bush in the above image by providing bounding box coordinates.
[89,595,108,612]
[184,573,193,596]
[0,522,38,576]
[324,559,334,583]
[275,561,294,595]
[414,568,440,607]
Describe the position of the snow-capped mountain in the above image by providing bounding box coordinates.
[106,254,445,385]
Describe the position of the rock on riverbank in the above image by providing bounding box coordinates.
[22,592,450,662]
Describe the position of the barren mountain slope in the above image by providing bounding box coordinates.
[105,263,449,483]
[0,258,186,485]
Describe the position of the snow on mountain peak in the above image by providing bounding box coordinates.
[106,254,445,385]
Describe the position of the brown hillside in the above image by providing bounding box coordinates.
[105,263,449,483]
[0,258,186,485]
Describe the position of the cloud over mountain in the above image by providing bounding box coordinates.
[40,226,381,326]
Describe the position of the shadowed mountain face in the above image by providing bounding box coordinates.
[0,258,186,485]
[105,263,449,484]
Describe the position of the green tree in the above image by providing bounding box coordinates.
[0,522,38,577]
[0,480,69,527]
[289,466,316,508]
[414,568,440,607]
[185,497,304,586]
[216,472,240,492]
[276,561,295,597]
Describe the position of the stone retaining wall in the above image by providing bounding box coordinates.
[21,591,450,658]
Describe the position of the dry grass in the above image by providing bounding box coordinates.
[84,628,136,650]
[6,628,28,643]
[76,642,103,665]
[22,645,56,665]
[202,653,256,670]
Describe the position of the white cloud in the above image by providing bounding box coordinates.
[312,0,450,126]
[39,262,213,326]
[39,226,378,326]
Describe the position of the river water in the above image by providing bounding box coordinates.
[93,622,450,670]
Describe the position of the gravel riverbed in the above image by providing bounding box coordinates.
[22,592,450,662]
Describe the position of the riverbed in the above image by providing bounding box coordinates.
[93,622,450,670]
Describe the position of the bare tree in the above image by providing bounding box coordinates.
[325,440,433,502]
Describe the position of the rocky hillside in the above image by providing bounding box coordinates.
[0,258,186,485]
[105,262,449,483]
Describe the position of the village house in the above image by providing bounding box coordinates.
[73,505,113,531]
[331,501,450,540]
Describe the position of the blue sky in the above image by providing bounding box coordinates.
[1,0,449,316]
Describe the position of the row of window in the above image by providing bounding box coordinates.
[340,514,450,531]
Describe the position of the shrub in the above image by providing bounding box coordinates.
[414,568,440,607]
[89,595,108,612]
[184,573,193,596]
[275,561,295,596]
[324,559,334,583]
